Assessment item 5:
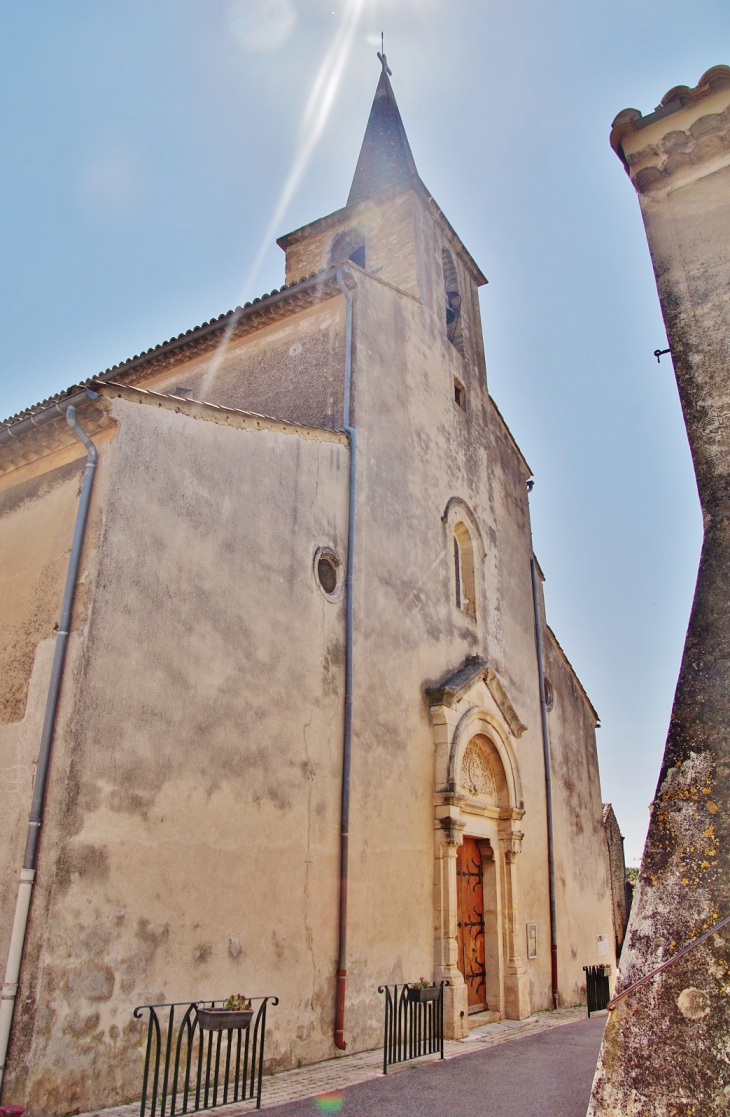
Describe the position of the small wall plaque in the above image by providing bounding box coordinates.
[526,922,537,959]
[597,934,609,956]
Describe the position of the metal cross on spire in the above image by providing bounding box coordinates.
[377,32,392,76]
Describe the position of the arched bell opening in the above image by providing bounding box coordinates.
[330,228,367,270]
[442,248,466,358]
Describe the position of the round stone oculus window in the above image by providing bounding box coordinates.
[314,547,342,601]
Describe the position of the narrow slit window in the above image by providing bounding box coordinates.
[453,522,476,620]
[454,377,466,411]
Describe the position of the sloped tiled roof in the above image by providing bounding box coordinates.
[0,268,343,441]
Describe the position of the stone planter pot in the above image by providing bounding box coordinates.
[196,1006,253,1031]
[407,986,440,1003]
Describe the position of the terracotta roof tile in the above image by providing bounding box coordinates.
[610,64,730,166]
[0,269,337,435]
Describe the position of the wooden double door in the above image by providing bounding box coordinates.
[456,835,488,1011]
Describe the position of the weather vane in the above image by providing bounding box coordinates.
[377,32,392,76]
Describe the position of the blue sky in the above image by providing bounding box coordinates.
[1,1,728,862]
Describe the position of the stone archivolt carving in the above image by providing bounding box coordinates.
[461,744,497,799]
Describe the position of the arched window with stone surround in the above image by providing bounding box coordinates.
[442,248,466,358]
[453,521,476,620]
[443,497,483,623]
[329,229,366,270]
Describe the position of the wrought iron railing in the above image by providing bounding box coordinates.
[377,982,448,1074]
[134,997,278,1115]
[583,965,611,1017]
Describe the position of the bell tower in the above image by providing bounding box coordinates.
[346,49,418,206]
[277,51,422,297]
[277,54,487,377]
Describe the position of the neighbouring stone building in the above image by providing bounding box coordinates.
[602,804,630,955]
[590,64,730,1116]
[1,60,618,1115]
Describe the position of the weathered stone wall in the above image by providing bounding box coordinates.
[0,458,85,724]
[0,433,114,1009]
[135,300,346,432]
[279,184,422,298]
[590,67,730,1116]
[602,803,629,953]
[331,185,615,1044]
[545,630,616,1005]
[3,401,349,1113]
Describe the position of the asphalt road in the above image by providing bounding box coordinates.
[262,1016,605,1117]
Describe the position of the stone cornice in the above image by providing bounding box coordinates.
[425,656,527,739]
[610,65,730,193]
[98,382,349,444]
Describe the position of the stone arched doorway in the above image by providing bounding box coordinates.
[456,734,511,1016]
[427,662,529,1039]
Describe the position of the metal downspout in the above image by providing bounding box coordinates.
[0,407,97,1095]
[334,270,356,1050]
[530,556,559,1009]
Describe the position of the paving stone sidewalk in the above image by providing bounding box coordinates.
[81,1006,595,1117]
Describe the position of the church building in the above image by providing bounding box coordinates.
[0,59,617,1115]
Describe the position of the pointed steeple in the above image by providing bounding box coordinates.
[347,51,418,207]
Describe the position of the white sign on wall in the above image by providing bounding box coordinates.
[597,934,609,956]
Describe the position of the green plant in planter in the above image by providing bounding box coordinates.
[223,994,252,1010]
[407,978,440,1003]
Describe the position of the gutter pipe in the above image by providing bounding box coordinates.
[0,407,97,1095]
[530,556,559,1010]
[334,270,356,1051]
[0,389,91,448]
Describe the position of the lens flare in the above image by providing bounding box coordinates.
[200,0,367,396]
[241,0,366,292]
[314,1093,345,1114]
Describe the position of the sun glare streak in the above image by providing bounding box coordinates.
[201,0,368,394]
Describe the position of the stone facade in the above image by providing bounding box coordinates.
[602,804,629,954]
[0,65,617,1116]
[590,64,730,1116]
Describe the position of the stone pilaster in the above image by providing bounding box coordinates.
[499,830,530,1019]
[433,820,469,1039]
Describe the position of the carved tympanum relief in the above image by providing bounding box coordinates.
[461,743,497,799]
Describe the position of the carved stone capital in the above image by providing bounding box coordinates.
[439,815,466,847]
[500,830,524,860]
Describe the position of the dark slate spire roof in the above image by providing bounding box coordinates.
[347,58,418,206]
